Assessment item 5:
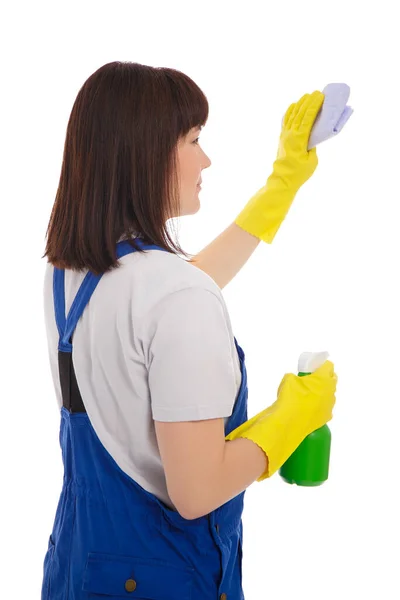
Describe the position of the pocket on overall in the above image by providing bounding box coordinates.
[82,552,195,599]
[41,535,55,600]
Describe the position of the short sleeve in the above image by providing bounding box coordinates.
[146,287,237,422]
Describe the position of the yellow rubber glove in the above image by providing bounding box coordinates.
[234,91,325,243]
[225,360,337,481]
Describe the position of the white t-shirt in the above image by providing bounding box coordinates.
[43,241,242,510]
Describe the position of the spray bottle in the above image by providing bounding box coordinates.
[279,351,332,486]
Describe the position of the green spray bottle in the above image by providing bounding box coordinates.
[279,351,332,486]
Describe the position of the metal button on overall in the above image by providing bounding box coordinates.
[125,579,137,592]
[220,594,227,600]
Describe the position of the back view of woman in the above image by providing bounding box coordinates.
[41,61,337,599]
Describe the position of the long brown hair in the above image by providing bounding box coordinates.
[42,61,209,275]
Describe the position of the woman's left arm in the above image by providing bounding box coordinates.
[187,222,261,290]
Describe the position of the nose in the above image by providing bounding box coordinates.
[200,155,212,179]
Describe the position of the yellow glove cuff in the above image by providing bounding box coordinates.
[234,171,297,244]
[225,406,305,481]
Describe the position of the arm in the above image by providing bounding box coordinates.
[155,418,268,520]
[188,222,261,290]
[189,93,325,290]
[149,288,267,519]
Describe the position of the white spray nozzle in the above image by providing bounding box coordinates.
[298,351,330,374]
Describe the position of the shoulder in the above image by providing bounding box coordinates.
[42,249,227,322]
[121,248,225,315]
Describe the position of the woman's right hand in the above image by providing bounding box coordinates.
[233,90,326,244]
[273,90,325,192]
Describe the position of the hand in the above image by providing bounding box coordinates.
[225,359,338,480]
[276,359,338,434]
[273,91,325,192]
[234,90,325,244]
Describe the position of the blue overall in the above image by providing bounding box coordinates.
[41,239,249,600]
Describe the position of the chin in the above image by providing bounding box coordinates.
[182,200,201,216]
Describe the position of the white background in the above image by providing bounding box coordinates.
[2,1,400,598]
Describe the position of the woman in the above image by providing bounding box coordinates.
[41,61,337,599]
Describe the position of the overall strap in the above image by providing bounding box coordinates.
[53,239,169,412]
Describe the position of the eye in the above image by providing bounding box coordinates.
[193,137,200,144]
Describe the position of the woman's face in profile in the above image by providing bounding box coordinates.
[176,126,211,217]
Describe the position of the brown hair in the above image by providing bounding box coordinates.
[42,61,209,275]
